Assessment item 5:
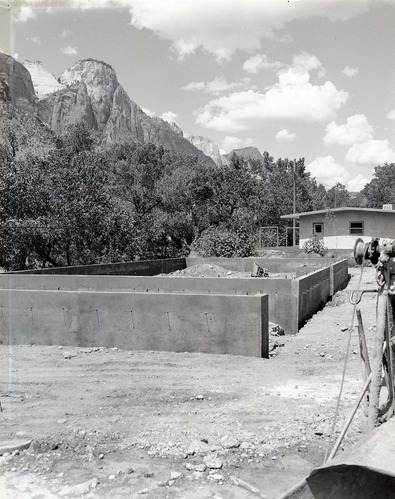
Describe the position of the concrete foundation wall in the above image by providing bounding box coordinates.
[1,258,349,336]
[0,275,295,335]
[331,259,349,295]
[12,258,186,276]
[296,267,331,329]
[0,290,269,358]
[186,257,341,273]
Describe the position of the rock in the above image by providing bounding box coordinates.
[187,440,209,456]
[60,480,93,496]
[108,474,116,480]
[185,463,194,471]
[203,454,223,469]
[194,463,207,472]
[341,327,348,332]
[210,473,224,481]
[220,436,239,449]
[90,478,99,489]
[195,395,204,400]
[98,453,104,459]
[170,471,182,480]
[138,488,149,495]
[193,471,204,479]
[63,352,77,359]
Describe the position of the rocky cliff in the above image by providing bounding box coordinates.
[187,135,224,167]
[0,54,214,164]
[224,146,264,164]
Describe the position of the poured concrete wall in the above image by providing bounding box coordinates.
[296,267,331,329]
[1,258,349,336]
[13,258,186,276]
[0,274,294,334]
[186,257,341,274]
[331,259,349,295]
[0,290,268,358]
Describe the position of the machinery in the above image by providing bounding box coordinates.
[278,237,395,499]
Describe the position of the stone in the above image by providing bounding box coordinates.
[138,488,149,495]
[220,436,239,449]
[0,440,31,456]
[203,454,223,469]
[195,395,204,401]
[185,463,194,471]
[187,440,209,456]
[108,474,116,480]
[194,464,207,472]
[170,471,182,480]
[90,478,99,489]
[193,471,204,479]
[210,473,224,481]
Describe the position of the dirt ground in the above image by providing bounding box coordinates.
[0,266,378,499]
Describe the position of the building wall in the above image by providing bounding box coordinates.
[0,290,269,358]
[299,211,395,249]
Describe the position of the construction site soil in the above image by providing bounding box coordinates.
[0,267,377,499]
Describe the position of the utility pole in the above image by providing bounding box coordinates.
[293,160,296,246]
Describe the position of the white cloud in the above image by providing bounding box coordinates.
[126,0,371,60]
[307,156,349,187]
[387,109,395,120]
[276,129,296,142]
[161,111,178,123]
[324,114,373,146]
[142,107,156,117]
[242,54,283,74]
[307,155,370,191]
[61,45,78,56]
[182,77,249,94]
[14,6,36,23]
[222,136,254,153]
[196,53,348,132]
[346,139,395,165]
[347,174,369,191]
[342,65,359,77]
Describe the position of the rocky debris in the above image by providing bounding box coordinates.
[220,436,239,449]
[187,440,210,456]
[203,453,223,469]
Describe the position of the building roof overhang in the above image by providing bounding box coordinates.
[281,207,395,220]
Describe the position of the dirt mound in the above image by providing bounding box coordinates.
[161,264,249,278]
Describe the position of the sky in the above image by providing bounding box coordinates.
[2,0,395,191]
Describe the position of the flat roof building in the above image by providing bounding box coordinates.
[281,205,395,250]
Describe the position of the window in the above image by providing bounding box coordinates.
[313,222,323,235]
[350,221,364,235]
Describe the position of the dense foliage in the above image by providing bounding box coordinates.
[302,235,328,257]
[1,117,395,270]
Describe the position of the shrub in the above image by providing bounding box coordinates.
[302,235,328,256]
[192,226,255,257]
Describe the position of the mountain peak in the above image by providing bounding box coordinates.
[225,146,264,163]
[23,60,65,97]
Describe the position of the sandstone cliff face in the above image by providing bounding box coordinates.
[187,135,224,167]
[224,146,264,164]
[23,60,65,97]
[0,52,36,114]
[0,54,215,164]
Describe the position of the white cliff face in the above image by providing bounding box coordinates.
[23,60,65,97]
[187,135,224,167]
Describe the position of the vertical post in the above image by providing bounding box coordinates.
[293,160,296,247]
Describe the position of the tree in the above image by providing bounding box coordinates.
[362,163,395,208]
